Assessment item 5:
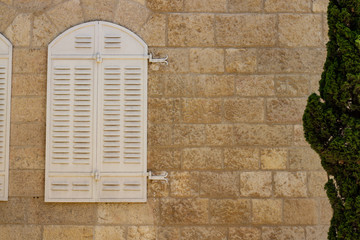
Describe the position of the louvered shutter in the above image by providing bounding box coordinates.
[46,21,148,202]
[0,35,11,201]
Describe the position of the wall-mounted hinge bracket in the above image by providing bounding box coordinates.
[94,170,100,181]
[147,171,168,183]
[148,53,168,65]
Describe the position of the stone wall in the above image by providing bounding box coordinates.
[0,0,332,239]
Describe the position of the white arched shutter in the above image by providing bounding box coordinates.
[46,22,147,202]
[0,34,11,201]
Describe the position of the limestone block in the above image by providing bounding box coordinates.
[148,98,178,124]
[160,198,209,225]
[0,225,41,240]
[190,48,224,73]
[262,227,305,240]
[306,226,328,240]
[162,74,193,97]
[308,171,327,197]
[184,0,226,12]
[94,226,126,240]
[181,227,227,240]
[148,124,173,146]
[224,147,260,170]
[5,13,31,47]
[158,227,180,240]
[114,0,150,32]
[9,170,44,197]
[215,15,276,47]
[229,227,261,240]
[33,13,59,47]
[200,172,240,198]
[210,199,251,224]
[313,0,329,12]
[294,125,309,146]
[147,0,183,12]
[274,75,309,97]
[266,98,307,124]
[170,171,199,197]
[14,0,52,11]
[193,75,235,97]
[252,199,282,224]
[310,74,321,94]
[148,180,169,198]
[10,146,45,170]
[236,75,275,97]
[0,4,16,32]
[182,147,222,170]
[168,14,214,47]
[10,123,45,146]
[139,14,166,46]
[205,124,234,146]
[260,148,287,170]
[225,48,257,73]
[148,148,181,170]
[182,98,222,123]
[274,172,307,197]
[284,199,318,224]
[173,124,205,146]
[224,98,264,123]
[289,148,322,170]
[150,48,190,73]
[12,74,46,96]
[319,198,332,224]
[279,14,322,47]
[47,0,83,30]
[82,0,117,21]
[13,49,47,74]
[0,197,28,224]
[0,0,12,5]
[148,73,164,97]
[228,0,262,12]
[265,0,311,12]
[11,97,45,122]
[43,225,93,240]
[128,226,156,240]
[240,171,272,197]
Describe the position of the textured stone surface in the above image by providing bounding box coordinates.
[262,227,305,240]
[148,98,179,124]
[236,75,275,97]
[260,148,287,170]
[266,98,307,123]
[33,13,58,47]
[184,0,226,12]
[229,227,261,240]
[43,225,93,240]
[147,0,183,12]
[193,75,235,97]
[274,172,307,197]
[5,14,31,47]
[148,124,173,146]
[182,147,222,170]
[0,225,41,240]
[265,0,311,12]
[228,0,262,12]
[320,198,332,224]
[10,123,45,146]
[190,48,224,73]
[313,0,329,12]
[94,226,126,240]
[225,48,257,73]
[182,98,222,123]
[12,74,46,96]
[284,199,318,224]
[308,171,327,197]
[252,199,282,224]
[114,0,150,31]
[170,171,199,197]
[210,199,251,224]
[181,227,227,240]
[306,226,328,240]
[0,4,17,32]
[11,97,45,122]
[294,125,309,146]
[173,124,206,146]
[151,48,190,73]
[289,148,322,170]
[224,98,264,123]
[240,171,272,197]
[148,148,181,170]
[13,49,47,74]
[14,0,52,10]
[82,0,116,21]
[200,172,240,197]
[0,198,27,224]
[158,227,180,240]
[139,14,166,46]
[274,75,309,97]
[9,170,44,196]
[10,146,45,170]
[205,124,234,146]
[47,0,83,30]
[128,226,156,240]
[224,148,260,170]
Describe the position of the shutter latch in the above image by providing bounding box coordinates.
[94,170,100,181]
[96,52,102,63]
[148,53,168,65]
[147,171,168,183]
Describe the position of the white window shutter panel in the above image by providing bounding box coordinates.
[0,34,11,201]
[46,21,148,202]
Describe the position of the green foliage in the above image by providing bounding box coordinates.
[303,0,360,238]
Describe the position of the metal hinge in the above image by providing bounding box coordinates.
[94,170,100,181]
[148,53,168,65]
[148,171,168,183]
[96,52,102,63]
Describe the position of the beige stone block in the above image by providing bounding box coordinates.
[284,199,317,224]
[13,49,47,74]
[82,0,117,21]
[148,98,178,124]
[225,48,257,73]
[240,171,272,197]
[306,226,328,240]
[274,172,307,197]
[182,147,222,170]
[10,123,45,146]
[200,172,240,198]
[47,0,83,30]
[266,98,307,124]
[150,48,189,73]
[193,75,235,97]
[260,148,287,170]
[132,0,145,5]
[173,124,205,146]
[210,199,251,224]
[94,226,125,240]
[0,197,28,224]
[9,170,44,197]
[234,124,293,146]
[186,0,226,12]
[289,148,322,170]
[257,48,326,74]
[139,14,166,46]
[10,146,45,169]
[12,74,46,96]
[0,0,11,5]
[228,0,262,12]
[190,48,224,73]
[5,13,31,47]
[160,198,209,225]
[114,0,150,32]
[310,75,321,94]
[148,73,164,97]
[128,226,156,240]
[148,148,181,170]
[158,227,180,240]
[14,0,51,10]
[28,198,96,224]
[33,13,59,47]
[11,97,45,122]
[279,14,322,47]
[0,225,41,240]
[308,171,327,197]
[163,74,193,97]
[236,75,275,97]
[229,227,261,240]
[170,171,199,197]
[313,0,329,12]
[262,227,305,240]
[265,0,311,12]
[181,227,227,240]
[294,124,309,146]
[43,225,93,240]
[148,124,172,146]
[224,98,265,123]
[216,15,276,47]
[275,75,309,97]
[148,180,169,198]
[205,124,234,146]
[182,98,222,123]
[98,200,158,224]
[224,147,259,170]
[252,199,282,224]
[0,4,16,32]
[168,14,214,47]
[147,0,183,12]
[320,198,332,224]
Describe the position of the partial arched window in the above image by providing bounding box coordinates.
[46,21,148,202]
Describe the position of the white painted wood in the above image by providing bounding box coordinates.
[46,21,148,202]
[0,34,11,201]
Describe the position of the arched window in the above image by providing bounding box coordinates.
[46,21,148,202]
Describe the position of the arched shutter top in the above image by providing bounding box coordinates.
[49,21,148,56]
[0,35,11,55]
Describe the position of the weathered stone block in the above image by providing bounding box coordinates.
[82,0,116,21]
[114,0,150,32]
[225,48,257,73]
[0,4,17,32]
[236,75,275,97]
[274,75,309,97]
[193,75,235,97]
[224,147,259,170]
[262,227,305,240]
[182,147,222,170]
[94,226,126,240]
[200,172,240,198]
[184,0,226,12]
[294,125,309,146]
[265,0,311,12]
[10,123,45,146]
[158,227,180,240]
[11,97,46,122]
[33,13,59,47]
[260,148,287,170]
[13,49,47,74]
[229,227,261,240]
[9,170,44,197]
[150,48,190,73]
[210,199,251,224]
[139,14,166,46]
[47,0,83,30]
[320,198,332,224]
[147,0,183,12]
[306,226,328,240]
[266,98,307,124]
[252,199,282,224]
[170,171,199,197]
[5,13,31,47]
[190,48,224,73]
[224,98,264,123]
[228,0,262,12]
[274,172,307,197]
[12,74,46,96]
[0,197,28,224]
[148,98,179,124]
[43,225,93,240]
[128,226,156,240]
[240,171,272,197]
[163,74,193,97]
[205,124,234,146]
[148,180,169,198]
[284,199,318,224]
[289,148,322,170]
[182,98,222,123]
[308,171,327,197]
[173,124,206,146]
[148,73,164,97]
[313,0,329,12]
[10,146,45,170]
[0,225,41,240]
[148,124,173,146]
[14,0,52,10]
[148,148,181,170]
[181,227,227,240]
